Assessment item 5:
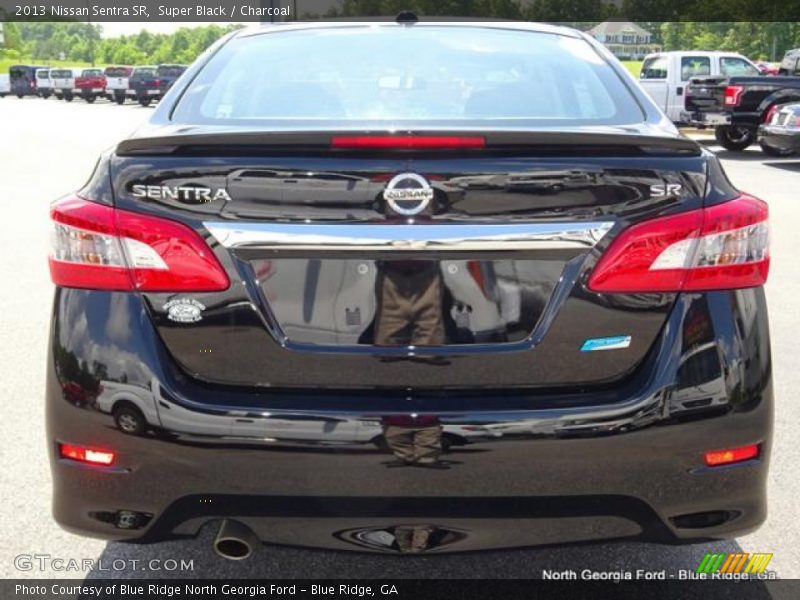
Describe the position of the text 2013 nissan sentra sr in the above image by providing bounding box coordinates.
[47,20,772,557]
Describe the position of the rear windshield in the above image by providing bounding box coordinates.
[105,67,130,77]
[133,68,156,78]
[157,66,185,77]
[82,69,103,77]
[9,67,31,79]
[50,70,72,78]
[640,56,667,79]
[172,26,643,127]
[37,70,50,79]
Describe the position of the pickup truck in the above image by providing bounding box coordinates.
[128,64,186,106]
[50,68,80,101]
[35,68,53,99]
[639,51,760,123]
[683,48,800,151]
[104,66,132,104]
[9,64,47,98]
[74,68,107,103]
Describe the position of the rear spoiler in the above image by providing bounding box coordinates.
[117,129,701,157]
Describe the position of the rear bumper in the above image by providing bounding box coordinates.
[11,87,38,97]
[680,111,731,127]
[128,89,162,99]
[75,88,104,97]
[47,288,773,553]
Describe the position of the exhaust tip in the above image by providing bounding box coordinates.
[213,519,258,560]
[214,538,252,560]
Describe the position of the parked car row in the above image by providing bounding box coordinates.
[639,49,800,155]
[2,64,188,106]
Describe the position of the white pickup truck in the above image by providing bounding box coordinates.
[104,66,132,104]
[638,51,761,123]
[49,67,81,101]
[35,68,53,98]
[0,74,9,98]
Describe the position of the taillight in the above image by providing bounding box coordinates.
[331,135,486,150]
[724,85,745,107]
[58,442,116,466]
[764,105,779,123]
[49,196,230,292]
[588,194,769,293]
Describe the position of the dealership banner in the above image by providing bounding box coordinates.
[3,579,800,600]
[2,0,800,22]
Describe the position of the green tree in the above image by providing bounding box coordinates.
[2,21,23,51]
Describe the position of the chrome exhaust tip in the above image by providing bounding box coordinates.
[213,519,258,560]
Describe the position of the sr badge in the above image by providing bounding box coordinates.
[164,298,205,323]
[383,173,434,216]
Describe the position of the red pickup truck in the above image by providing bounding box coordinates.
[74,68,106,103]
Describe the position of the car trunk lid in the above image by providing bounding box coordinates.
[110,129,705,391]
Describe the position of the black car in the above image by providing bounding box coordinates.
[47,20,773,558]
[758,102,800,156]
[778,48,800,75]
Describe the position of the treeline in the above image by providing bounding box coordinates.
[1,22,243,65]
[323,0,797,22]
[659,23,800,61]
[2,13,800,65]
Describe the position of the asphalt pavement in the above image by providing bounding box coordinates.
[0,97,797,582]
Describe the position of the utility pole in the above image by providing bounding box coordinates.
[85,1,96,66]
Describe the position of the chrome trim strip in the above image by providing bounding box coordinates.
[204,221,614,252]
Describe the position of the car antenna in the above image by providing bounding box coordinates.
[396,11,419,23]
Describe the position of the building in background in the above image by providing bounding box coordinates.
[586,20,661,60]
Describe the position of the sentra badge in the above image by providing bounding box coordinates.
[131,184,232,204]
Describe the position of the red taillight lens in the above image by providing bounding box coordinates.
[49,196,230,292]
[331,135,486,150]
[724,85,745,107]
[764,105,779,123]
[58,442,116,466]
[588,195,769,293]
[704,444,759,467]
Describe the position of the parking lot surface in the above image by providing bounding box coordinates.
[0,97,797,581]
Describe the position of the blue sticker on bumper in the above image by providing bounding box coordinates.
[580,336,632,352]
